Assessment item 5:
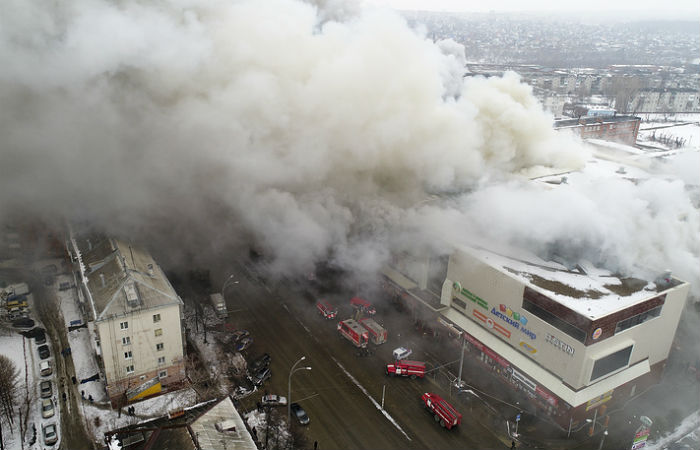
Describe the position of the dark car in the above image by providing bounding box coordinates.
[250,353,270,373]
[21,327,46,344]
[252,367,271,386]
[40,380,52,399]
[38,344,50,360]
[290,403,310,425]
[12,318,35,329]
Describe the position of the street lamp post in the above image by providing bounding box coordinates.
[597,430,608,450]
[288,356,312,429]
[222,274,238,298]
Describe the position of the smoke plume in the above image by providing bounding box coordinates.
[0,0,697,297]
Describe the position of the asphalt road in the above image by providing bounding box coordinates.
[222,261,507,450]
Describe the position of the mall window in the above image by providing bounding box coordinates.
[591,345,633,381]
[153,313,161,323]
[452,297,467,310]
[522,298,586,343]
[124,351,132,360]
[615,306,662,334]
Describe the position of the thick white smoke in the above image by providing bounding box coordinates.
[0,0,697,297]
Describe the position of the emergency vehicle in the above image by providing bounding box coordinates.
[421,392,462,430]
[350,297,376,315]
[337,319,369,348]
[359,317,387,345]
[386,360,426,379]
[316,299,337,319]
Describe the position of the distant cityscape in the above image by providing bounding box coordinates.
[405,12,700,117]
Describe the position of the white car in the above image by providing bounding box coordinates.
[393,347,412,361]
[41,398,55,419]
[42,423,58,445]
[261,394,287,406]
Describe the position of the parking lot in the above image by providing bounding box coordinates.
[217,260,508,450]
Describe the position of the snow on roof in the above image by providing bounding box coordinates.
[463,245,673,320]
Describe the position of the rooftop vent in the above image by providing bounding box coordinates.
[124,282,140,308]
[654,270,672,288]
[215,420,237,433]
[616,166,627,174]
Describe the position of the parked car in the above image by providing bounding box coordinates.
[40,380,52,399]
[235,336,253,352]
[20,327,46,344]
[261,394,287,407]
[393,347,412,361]
[37,344,50,360]
[290,403,310,425]
[12,317,34,328]
[250,353,270,373]
[40,361,52,377]
[252,367,271,386]
[42,422,58,445]
[41,399,55,418]
[233,385,254,399]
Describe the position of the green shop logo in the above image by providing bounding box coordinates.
[452,281,488,310]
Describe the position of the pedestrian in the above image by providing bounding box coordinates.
[314,441,318,450]
[89,394,93,403]
[510,440,516,449]
[81,390,85,399]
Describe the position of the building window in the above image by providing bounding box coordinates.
[615,306,662,334]
[591,345,633,381]
[122,336,131,345]
[154,328,163,337]
[153,314,161,323]
[158,370,167,379]
[522,298,586,343]
[158,356,166,366]
[452,297,467,310]
[126,365,134,374]
[120,321,128,330]
[156,343,164,351]
[124,351,132,360]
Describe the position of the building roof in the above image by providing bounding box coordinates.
[107,397,257,450]
[190,397,257,450]
[554,115,640,129]
[460,245,682,320]
[73,235,181,321]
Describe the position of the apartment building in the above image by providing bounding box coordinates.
[69,234,186,406]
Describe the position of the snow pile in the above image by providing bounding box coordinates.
[646,410,700,450]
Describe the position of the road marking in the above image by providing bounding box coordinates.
[331,357,412,441]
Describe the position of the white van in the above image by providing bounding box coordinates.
[40,360,52,377]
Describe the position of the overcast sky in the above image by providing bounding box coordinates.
[364,0,700,19]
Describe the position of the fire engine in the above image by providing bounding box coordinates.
[421,392,462,430]
[316,299,337,319]
[337,319,369,348]
[350,297,376,315]
[359,317,387,345]
[386,360,425,379]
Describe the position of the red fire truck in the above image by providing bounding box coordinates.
[359,317,387,345]
[316,299,337,319]
[421,392,462,430]
[386,360,426,379]
[338,319,369,348]
[350,297,376,315]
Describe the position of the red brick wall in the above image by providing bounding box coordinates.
[586,294,665,345]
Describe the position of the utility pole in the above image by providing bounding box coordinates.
[457,333,466,386]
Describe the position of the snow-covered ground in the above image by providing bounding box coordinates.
[80,387,199,441]
[0,324,60,450]
[646,410,700,450]
[638,120,700,151]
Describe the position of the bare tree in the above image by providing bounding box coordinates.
[0,354,20,449]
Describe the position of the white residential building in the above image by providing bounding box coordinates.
[69,235,186,406]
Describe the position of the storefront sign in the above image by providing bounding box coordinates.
[545,333,575,356]
[631,427,650,450]
[511,368,536,392]
[453,282,488,310]
[586,389,614,411]
[519,341,537,355]
[474,309,511,338]
[535,386,558,407]
[490,305,537,340]
[483,346,510,368]
[592,327,603,340]
[464,332,484,351]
